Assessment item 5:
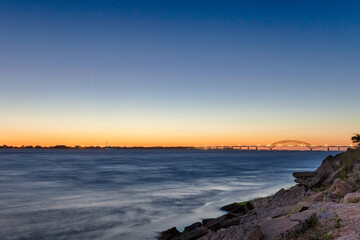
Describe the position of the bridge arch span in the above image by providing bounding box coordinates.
[271,140,312,147]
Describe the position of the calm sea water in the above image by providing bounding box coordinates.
[0,149,340,240]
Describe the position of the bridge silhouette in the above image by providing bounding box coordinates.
[197,140,352,151]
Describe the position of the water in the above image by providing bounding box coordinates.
[0,149,341,240]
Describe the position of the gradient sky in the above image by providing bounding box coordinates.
[1,0,359,146]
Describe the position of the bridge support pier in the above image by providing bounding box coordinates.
[247,147,250,150]
[255,147,258,151]
[327,147,330,151]
[338,147,340,151]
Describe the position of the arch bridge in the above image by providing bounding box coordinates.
[270,140,314,150]
[198,140,352,151]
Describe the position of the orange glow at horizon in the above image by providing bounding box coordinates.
[0,128,354,147]
[1,105,357,147]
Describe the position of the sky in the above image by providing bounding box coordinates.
[0,0,359,146]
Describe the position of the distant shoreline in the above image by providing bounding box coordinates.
[0,145,194,150]
[0,145,347,151]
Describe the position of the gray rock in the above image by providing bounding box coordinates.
[323,167,343,186]
[174,227,208,240]
[324,192,341,203]
[260,210,317,239]
[249,196,271,209]
[184,222,202,233]
[217,213,257,230]
[215,217,240,230]
[347,178,360,191]
[289,210,317,224]
[265,206,292,218]
[220,202,242,212]
[260,216,299,240]
[220,202,247,214]
[160,227,181,240]
[293,172,315,178]
[295,201,313,211]
[198,224,263,240]
[256,185,306,218]
[333,179,353,197]
[343,192,360,203]
[352,163,360,174]
[309,155,338,188]
[245,201,254,210]
[294,178,310,186]
[335,160,341,166]
[202,218,215,225]
[337,233,359,240]
[204,214,236,231]
[307,191,325,203]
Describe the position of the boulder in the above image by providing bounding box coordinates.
[215,217,241,230]
[355,174,360,184]
[337,233,359,240]
[220,201,254,213]
[343,192,360,203]
[220,202,240,212]
[249,196,271,209]
[254,185,306,218]
[203,216,226,230]
[220,202,247,214]
[289,210,317,225]
[160,227,181,240]
[198,224,263,240]
[216,213,257,230]
[202,218,214,225]
[294,178,310,186]
[312,201,360,239]
[347,178,360,191]
[260,216,299,239]
[307,191,325,203]
[247,225,264,240]
[308,155,338,188]
[305,190,317,197]
[245,201,254,210]
[352,163,360,174]
[323,167,343,186]
[273,188,286,197]
[274,186,305,206]
[174,227,208,240]
[335,160,341,167]
[324,192,341,203]
[260,210,317,239]
[265,206,292,218]
[293,172,315,178]
[332,179,353,197]
[184,222,202,233]
[295,201,313,211]
[203,214,236,231]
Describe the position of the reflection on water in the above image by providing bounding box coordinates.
[0,149,340,239]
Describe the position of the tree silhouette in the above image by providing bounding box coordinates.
[351,133,360,145]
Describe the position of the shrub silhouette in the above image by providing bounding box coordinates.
[351,134,360,145]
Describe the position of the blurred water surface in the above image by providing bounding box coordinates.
[0,149,340,239]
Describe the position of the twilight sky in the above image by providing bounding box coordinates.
[1,0,359,146]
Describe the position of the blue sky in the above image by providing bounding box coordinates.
[1,0,359,146]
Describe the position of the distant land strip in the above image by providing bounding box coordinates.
[0,143,354,151]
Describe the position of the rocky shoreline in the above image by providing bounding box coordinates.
[159,148,360,240]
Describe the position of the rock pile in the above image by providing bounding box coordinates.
[159,148,360,240]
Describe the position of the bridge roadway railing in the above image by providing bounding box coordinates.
[197,145,352,151]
